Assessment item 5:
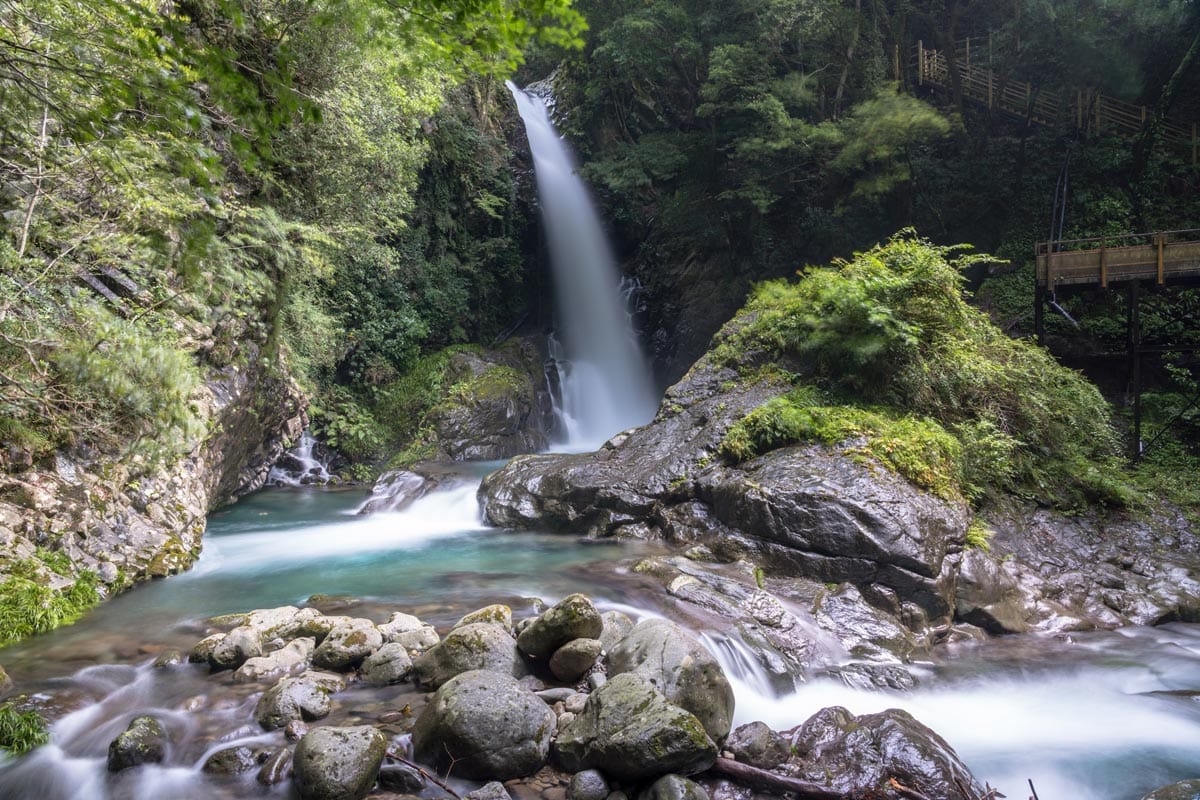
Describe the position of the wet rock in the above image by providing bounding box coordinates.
[189,633,223,664]
[287,720,309,741]
[293,725,387,800]
[256,671,346,730]
[607,619,734,742]
[312,618,383,670]
[152,650,184,668]
[822,662,918,691]
[412,669,556,780]
[413,622,527,689]
[361,642,414,686]
[1141,779,1200,800]
[107,715,168,772]
[203,744,265,774]
[598,611,634,653]
[553,673,717,781]
[638,775,708,800]
[457,604,514,630]
[378,762,426,793]
[550,639,602,683]
[812,584,916,662]
[209,625,265,670]
[379,612,441,652]
[465,781,514,800]
[236,637,315,683]
[563,693,588,714]
[567,769,609,800]
[724,722,790,770]
[360,471,431,515]
[258,747,294,785]
[518,594,603,661]
[790,706,983,799]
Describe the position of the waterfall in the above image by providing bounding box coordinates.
[266,430,332,486]
[507,82,658,451]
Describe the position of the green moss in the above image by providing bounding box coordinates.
[0,704,49,755]
[965,519,993,551]
[714,233,1134,511]
[722,390,962,500]
[0,568,100,647]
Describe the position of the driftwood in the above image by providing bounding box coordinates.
[708,757,844,799]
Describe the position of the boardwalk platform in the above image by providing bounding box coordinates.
[1036,230,1200,290]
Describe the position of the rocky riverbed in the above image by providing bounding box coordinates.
[20,594,997,800]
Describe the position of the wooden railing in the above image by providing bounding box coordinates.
[1036,229,1200,289]
[915,37,1199,164]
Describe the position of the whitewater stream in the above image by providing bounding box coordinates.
[0,479,1197,800]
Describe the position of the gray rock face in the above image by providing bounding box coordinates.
[256,671,346,730]
[293,725,386,800]
[517,594,604,661]
[360,642,414,686]
[725,722,790,770]
[413,622,527,689]
[107,715,168,772]
[553,673,717,781]
[479,351,969,629]
[608,619,734,742]
[549,638,602,683]
[812,584,917,662]
[423,346,551,462]
[957,503,1200,631]
[1141,779,1200,800]
[0,352,305,639]
[638,774,709,800]
[790,706,983,799]
[412,669,556,780]
[598,611,634,653]
[378,762,425,793]
[312,618,382,670]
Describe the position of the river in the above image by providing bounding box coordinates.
[0,478,1198,799]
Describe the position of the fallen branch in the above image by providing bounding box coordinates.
[889,777,934,800]
[384,750,462,800]
[708,757,844,799]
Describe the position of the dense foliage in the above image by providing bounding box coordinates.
[0,0,582,472]
[718,235,1131,509]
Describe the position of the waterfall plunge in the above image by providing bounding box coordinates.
[507,82,658,450]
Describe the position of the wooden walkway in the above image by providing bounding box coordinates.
[915,37,1199,164]
[1035,230,1200,289]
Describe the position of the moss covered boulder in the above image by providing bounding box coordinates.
[553,673,717,781]
[412,622,527,689]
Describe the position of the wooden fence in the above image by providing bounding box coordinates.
[915,37,1198,164]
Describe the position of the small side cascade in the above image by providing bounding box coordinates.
[266,430,333,487]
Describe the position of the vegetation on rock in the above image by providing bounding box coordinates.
[718,234,1132,510]
[0,704,49,756]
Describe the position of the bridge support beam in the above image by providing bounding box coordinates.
[1127,280,1143,460]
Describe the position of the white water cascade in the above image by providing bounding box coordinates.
[507,82,658,450]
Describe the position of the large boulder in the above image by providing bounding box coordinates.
[107,715,169,772]
[517,594,603,661]
[413,623,527,689]
[256,671,346,730]
[293,725,386,800]
[812,584,917,662]
[209,625,264,671]
[789,706,984,799]
[549,638,602,683]
[607,619,734,742]
[553,673,717,781]
[412,669,556,780]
